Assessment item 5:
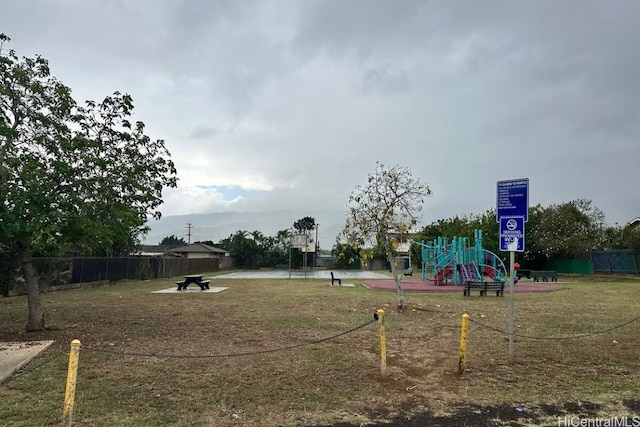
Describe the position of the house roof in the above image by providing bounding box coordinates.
[626,217,640,227]
[139,244,181,253]
[167,243,227,254]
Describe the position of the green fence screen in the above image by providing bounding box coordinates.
[545,259,593,274]
[591,251,640,275]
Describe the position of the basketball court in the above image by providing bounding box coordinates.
[210,270,563,294]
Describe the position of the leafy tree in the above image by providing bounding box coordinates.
[215,235,232,251]
[527,199,604,262]
[343,162,431,308]
[621,226,640,251]
[249,230,265,245]
[260,235,287,266]
[293,216,316,234]
[0,35,177,330]
[332,241,361,269]
[522,204,546,266]
[604,223,640,251]
[275,229,291,249]
[249,230,267,266]
[159,235,187,246]
[467,209,500,256]
[227,230,261,268]
[600,226,621,250]
[417,215,474,245]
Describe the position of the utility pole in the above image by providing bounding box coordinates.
[315,223,319,252]
[186,223,193,244]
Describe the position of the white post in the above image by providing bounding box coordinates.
[288,233,292,279]
[304,234,308,279]
[508,250,515,356]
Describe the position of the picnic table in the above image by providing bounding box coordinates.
[176,274,210,291]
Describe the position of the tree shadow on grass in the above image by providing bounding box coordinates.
[320,400,639,427]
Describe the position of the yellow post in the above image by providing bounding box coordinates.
[458,314,469,375]
[377,308,387,378]
[62,339,81,427]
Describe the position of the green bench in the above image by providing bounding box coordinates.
[532,270,558,282]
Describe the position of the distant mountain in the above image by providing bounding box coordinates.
[142,209,345,250]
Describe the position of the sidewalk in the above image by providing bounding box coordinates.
[0,341,54,383]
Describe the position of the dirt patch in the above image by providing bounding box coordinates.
[320,401,614,426]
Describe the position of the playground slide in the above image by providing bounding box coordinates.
[484,265,516,283]
[434,266,453,284]
[484,266,495,279]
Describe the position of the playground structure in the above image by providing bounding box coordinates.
[417,230,510,286]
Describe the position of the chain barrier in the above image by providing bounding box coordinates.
[83,318,377,359]
[468,314,640,340]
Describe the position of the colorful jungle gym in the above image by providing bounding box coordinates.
[417,229,510,286]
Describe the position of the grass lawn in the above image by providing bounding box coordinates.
[0,274,639,426]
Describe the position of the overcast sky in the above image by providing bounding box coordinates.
[3,1,639,243]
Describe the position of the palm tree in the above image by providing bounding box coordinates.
[276,229,291,249]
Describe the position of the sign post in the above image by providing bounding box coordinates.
[497,178,529,357]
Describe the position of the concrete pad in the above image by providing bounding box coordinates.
[330,283,356,288]
[152,286,229,294]
[214,270,391,279]
[0,340,54,383]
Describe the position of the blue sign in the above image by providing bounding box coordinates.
[497,178,529,222]
[500,217,525,252]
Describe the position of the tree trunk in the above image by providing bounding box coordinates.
[19,246,45,331]
[386,245,406,309]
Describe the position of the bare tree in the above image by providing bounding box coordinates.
[343,162,431,308]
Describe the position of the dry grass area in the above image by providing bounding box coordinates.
[0,274,639,426]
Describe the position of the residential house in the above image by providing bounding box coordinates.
[166,243,228,260]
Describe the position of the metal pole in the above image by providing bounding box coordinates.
[508,250,515,357]
[288,233,292,279]
[303,234,307,279]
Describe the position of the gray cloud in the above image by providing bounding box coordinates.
[3,0,639,243]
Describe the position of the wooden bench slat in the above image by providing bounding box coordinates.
[463,281,504,297]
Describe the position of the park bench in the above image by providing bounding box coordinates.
[458,264,505,297]
[330,272,341,286]
[532,270,557,282]
[516,269,531,280]
[463,281,505,297]
[404,267,413,276]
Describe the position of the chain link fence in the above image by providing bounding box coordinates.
[591,250,640,275]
